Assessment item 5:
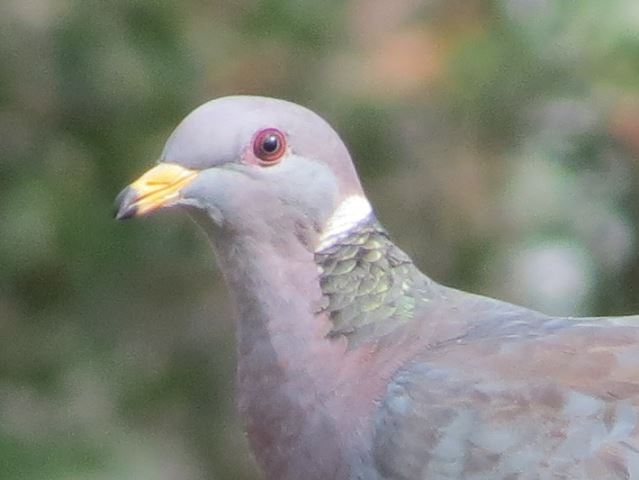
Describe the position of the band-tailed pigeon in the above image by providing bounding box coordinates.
[115,96,639,480]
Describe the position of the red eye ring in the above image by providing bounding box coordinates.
[253,128,286,165]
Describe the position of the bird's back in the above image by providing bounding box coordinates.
[371,287,639,479]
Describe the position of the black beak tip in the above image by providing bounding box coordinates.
[113,186,138,221]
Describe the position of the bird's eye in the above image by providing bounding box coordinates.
[253,128,286,165]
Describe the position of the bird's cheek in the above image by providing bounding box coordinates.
[179,174,232,226]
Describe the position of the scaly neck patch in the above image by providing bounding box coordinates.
[314,217,434,346]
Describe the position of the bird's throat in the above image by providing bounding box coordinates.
[206,224,361,479]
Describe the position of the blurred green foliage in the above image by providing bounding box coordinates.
[2,0,639,478]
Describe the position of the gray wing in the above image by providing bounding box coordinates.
[372,313,639,479]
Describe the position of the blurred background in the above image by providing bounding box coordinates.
[2,0,639,478]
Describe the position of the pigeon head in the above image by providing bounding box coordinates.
[115,96,372,249]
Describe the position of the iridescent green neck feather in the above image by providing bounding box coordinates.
[315,218,435,346]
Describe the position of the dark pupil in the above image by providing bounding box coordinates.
[262,135,280,154]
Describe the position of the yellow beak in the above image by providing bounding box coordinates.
[114,163,198,220]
